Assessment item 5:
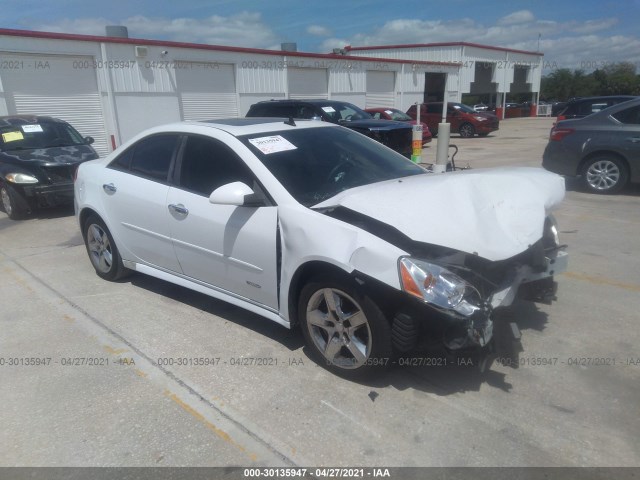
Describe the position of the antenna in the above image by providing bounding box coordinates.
[285,117,296,127]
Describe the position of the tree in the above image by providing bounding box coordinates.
[541,62,640,100]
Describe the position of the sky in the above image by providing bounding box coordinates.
[5,0,640,73]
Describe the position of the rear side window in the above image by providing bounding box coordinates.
[612,106,640,125]
[111,134,179,182]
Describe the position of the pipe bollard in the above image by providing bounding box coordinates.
[434,122,450,173]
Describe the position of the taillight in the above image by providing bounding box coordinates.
[557,115,566,121]
[550,127,575,141]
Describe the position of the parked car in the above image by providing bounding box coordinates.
[556,96,636,122]
[543,97,640,193]
[364,107,432,144]
[550,101,568,117]
[0,115,98,219]
[75,118,567,378]
[406,102,499,138]
[247,99,413,156]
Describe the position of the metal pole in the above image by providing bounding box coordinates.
[434,74,450,173]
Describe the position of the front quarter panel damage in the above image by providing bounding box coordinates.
[277,205,406,324]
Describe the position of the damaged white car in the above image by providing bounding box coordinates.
[74,119,568,377]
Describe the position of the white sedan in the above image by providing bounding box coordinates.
[74,118,567,377]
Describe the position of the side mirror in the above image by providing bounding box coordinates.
[209,182,263,207]
[84,136,95,145]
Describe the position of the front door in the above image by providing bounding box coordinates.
[167,134,279,310]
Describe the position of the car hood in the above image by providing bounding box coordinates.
[474,112,498,121]
[0,145,98,164]
[344,119,413,131]
[314,167,565,261]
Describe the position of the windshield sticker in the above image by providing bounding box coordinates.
[2,131,24,143]
[385,110,393,115]
[21,124,43,133]
[248,135,297,154]
[321,106,336,113]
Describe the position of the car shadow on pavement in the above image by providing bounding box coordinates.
[128,274,305,352]
[128,273,547,396]
[565,176,640,196]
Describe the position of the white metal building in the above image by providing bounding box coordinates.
[0,28,458,155]
[0,29,542,156]
[345,42,544,116]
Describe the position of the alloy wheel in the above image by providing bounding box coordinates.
[586,160,620,191]
[305,288,372,369]
[86,223,114,273]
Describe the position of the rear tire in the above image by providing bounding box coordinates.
[459,123,475,138]
[0,183,28,220]
[581,155,628,194]
[83,215,130,281]
[298,274,393,379]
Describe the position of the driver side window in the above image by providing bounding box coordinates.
[178,135,254,196]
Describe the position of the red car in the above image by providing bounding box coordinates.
[406,102,499,138]
[365,108,432,144]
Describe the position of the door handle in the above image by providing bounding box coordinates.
[102,183,116,193]
[168,203,189,216]
[626,137,640,143]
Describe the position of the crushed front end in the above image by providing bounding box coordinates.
[392,215,568,369]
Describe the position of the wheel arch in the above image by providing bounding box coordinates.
[78,207,102,240]
[579,150,630,176]
[287,261,355,327]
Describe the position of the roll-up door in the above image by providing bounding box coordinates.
[176,63,238,120]
[366,71,395,108]
[287,68,328,100]
[0,53,110,156]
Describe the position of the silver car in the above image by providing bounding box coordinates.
[543,98,640,193]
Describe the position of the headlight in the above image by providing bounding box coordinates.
[474,116,488,121]
[544,214,560,247]
[399,257,480,316]
[5,173,39,184]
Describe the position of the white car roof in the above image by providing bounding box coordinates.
[140,118,336,138]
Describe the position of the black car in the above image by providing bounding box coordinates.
[246,99,413,156]
[543,98,640,194]
[556,96,637,121]
[0,115,99,219]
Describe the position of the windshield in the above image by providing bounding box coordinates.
[451,103,476,114]
[386,109,412,121]
[0,122,85,152]
[239,126,424,207]
[320,103,372,122]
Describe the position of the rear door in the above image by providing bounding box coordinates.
[101,133,182,272]
[610,105,640,179]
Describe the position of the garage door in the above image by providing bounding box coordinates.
[0,53,110,157]
[366,71,395,108]
[176,63,238,120]
[287,68,328,100]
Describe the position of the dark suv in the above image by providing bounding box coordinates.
[0,115,99,219]
[556,96,637,121]
[246,100,413,156]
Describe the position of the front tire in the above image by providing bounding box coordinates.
[83,215,130,281]
[581,155,628,194]
[459,123,475,138]
[298,275,392,378]
[0,183,28,220]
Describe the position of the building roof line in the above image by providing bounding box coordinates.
[345,42,544,57]
[0,28,461,67]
